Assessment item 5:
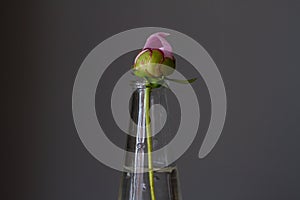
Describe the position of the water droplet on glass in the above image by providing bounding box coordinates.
[142,183,147,191]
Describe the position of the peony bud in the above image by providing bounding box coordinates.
[133,32,175,78]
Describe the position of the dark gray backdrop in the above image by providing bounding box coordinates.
[4,0,300,199]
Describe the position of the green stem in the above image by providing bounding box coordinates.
[145,86,156,200]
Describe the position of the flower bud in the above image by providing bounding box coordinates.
[133,32,175,78]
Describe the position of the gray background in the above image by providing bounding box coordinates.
[4,0,300,199]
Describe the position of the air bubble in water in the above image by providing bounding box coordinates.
[136,143,145,149]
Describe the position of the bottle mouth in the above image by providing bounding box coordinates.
[130,80,150,89]
[130,80,167,90]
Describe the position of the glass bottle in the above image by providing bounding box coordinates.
[118,81,182,200]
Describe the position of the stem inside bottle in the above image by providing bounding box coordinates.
[118,81,182,200]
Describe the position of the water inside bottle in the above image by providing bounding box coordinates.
[119,166,182,200]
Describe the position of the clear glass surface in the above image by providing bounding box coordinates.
[118,81,182,200]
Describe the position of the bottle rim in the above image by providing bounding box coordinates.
[130,80,150,89]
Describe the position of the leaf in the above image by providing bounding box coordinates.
[165,77,197,84]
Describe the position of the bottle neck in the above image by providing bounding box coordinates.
[131,82,169,148]
[124,81,172,170]
[119,81,182,200]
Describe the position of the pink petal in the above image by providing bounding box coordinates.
[143,32,173,58]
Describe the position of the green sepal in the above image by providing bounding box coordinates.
[135,50,152,67]
[150,49,164,64]
[160,57,175,76]
[132,68,148,78]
